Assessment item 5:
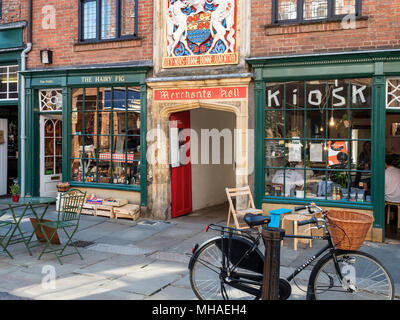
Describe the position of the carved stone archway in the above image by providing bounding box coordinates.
[146,78,251,219]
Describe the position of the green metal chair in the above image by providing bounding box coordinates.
[37,189,87,265]
[0,215,14,259]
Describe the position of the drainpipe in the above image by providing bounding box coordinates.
[20,0,33,197]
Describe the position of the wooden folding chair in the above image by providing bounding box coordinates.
[226,186,264,229]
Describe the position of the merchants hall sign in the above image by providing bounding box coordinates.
[154,86,247,101]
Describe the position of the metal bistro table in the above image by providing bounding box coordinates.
[0,197,56,258]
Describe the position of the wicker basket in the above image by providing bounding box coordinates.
[326,210,374,251]
[57,182,70,193]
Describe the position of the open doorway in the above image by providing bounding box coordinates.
[170,108,236,219]
[385,113,400,241]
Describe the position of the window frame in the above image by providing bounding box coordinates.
[272,0,363,25]
[264,78,373,205]
[78,0,139,43]
[0,65,19,101]
[0,0,2,20]
[70,86,142,189]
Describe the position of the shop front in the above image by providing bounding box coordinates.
[0,22,25,196]
[23,65,150,210]
[248,50,400,242]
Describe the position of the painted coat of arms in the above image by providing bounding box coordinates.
[163,0,238,68]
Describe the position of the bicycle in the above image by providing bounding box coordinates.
[188,203,395,300]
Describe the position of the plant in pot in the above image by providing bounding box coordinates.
[10,183,20,202]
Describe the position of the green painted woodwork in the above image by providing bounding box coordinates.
[372,76,387,231]
[0,28,23,49]
[249,50,400,242]
[24,67,149,202]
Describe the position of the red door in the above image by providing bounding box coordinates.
[170,111,192,218]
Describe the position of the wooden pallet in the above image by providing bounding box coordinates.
[113,204,140,221]
[94,204,115,218]
[81,203,114,218]
[81,203,96,216]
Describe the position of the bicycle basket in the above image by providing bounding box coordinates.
[326,210,374,251]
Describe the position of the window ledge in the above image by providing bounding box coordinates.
[73,37,143,52]
[264,16,369,36]
[69,182,141,192]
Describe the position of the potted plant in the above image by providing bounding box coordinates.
[10,183,20,202]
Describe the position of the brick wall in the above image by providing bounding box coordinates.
[251,0,400,57]
[0,0,23,24]
[27,0,153,69]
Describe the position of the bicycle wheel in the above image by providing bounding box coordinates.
[189,237,264,300]
[308,250,394,300]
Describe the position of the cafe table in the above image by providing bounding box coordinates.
[0,197,56,258]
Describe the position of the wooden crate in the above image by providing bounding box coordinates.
[94,204,114,218]
[103,198,128,207]
[113,204,140,221]
[81,203,96,216]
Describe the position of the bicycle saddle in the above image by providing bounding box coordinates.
[244,213,271,227]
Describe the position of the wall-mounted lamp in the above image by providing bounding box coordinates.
[40,49,53,64]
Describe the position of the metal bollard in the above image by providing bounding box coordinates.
[262,227,285,300]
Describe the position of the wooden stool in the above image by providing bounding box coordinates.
[385,201,400,229]
[281,214,313,251]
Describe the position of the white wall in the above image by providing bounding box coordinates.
[190,109,236,211]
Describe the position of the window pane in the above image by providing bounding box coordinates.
[306,80,326,109]
[286,110,305,138]
[83,0,97,40]
[305,170,326,199]
[286,82,305,109]
[387,78,400,109]
[329,171,350,200]
[101,0,116,39]
[351,79,372,108]
[350,110,371,139]
[266,83,284,109]
[335,0,356,15]
[266,140,285,167]
[304,0,328,20]
[328,109,349,139]
[305,140,327,169]
[266,110,284,138]
[265,168,284,197]
[121,0,136,36]
[278,0,297,20]
[307,110,326,138]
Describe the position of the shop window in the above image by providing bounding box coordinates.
[273,0,361,24]
[265,79,372,204]
[79,0,138,42]
[387,78,400,109]
[71,87,141,186]
[0,66,18,100]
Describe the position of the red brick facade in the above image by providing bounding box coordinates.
[26,0,153,69]
[251,0,400,57]
[0,0,23,24]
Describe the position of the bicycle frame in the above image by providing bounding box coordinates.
[206,223,346,299]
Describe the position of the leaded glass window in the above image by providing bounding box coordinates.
[273,0,361,24]
[79,0,138,42]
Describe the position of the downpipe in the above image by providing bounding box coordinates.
[20,43,32,197]
[20,0,33,197]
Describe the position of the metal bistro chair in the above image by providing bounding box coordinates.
[0,213,14,259]
[37,189,87,265]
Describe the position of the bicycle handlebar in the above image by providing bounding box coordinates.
[297,216,319,227]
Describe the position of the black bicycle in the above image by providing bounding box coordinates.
[188,203,395,300]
